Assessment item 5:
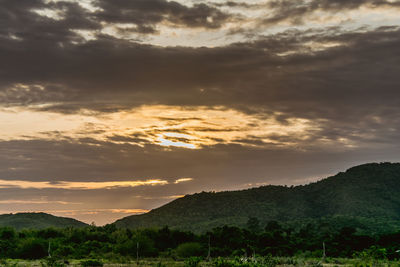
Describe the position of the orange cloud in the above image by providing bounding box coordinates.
[0,179,168,190]
[174,178,194,184]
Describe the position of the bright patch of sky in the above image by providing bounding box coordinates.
[157,134,197,149]
[31,8,65,20]
[0,179,170,190]
[1,105,356,149]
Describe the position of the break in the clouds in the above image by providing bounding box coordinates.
[0,0,400,224]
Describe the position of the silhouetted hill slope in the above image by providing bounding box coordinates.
[0,212,88,230]
[115,162,400,233]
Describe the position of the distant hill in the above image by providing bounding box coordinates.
[115,162,400,233]
[0,212,88,230]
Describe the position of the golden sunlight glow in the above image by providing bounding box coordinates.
[0,104,328,149]
[174,178,194,184]
[48,209,151,224]
[100,105,322,148]
[50,208,150,217]
[0,200,81,205]
[0,179,169,190]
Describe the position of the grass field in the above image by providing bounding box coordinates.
[1,257,400,267]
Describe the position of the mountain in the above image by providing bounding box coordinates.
[115,162,400,233]
[0,212,88,230]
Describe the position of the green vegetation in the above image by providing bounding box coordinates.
[0,220,399,265]
[115,162,400,233]
[80,259,103,266]
[0,213,87,230]
[177,243,204,258]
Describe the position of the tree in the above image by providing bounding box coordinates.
[17,238,47,259]
[246,217,260,233]
[176,242,204,258]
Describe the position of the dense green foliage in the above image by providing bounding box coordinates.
[115,163,400,233]
[1,220,400,262]
[0,213,87,230]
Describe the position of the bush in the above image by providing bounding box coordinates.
[54,245,74,257]
[41,256,66,267]
[213,257,234,267]
[80,259,103,267]
[17,238,47,259]
[176,242,204,258]
[0,227,16,240]
[184,256,202,267]
[153,262,167,267]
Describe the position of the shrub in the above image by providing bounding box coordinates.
[41,256,66,267]
[213,257,234,267]
[153,262,167,267]
[176,242,204,258]
[184,256,202,267]
[17,238,47,259]
[80,259,103,267]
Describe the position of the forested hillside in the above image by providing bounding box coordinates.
[115,162,400,233]
[0,212,87,230]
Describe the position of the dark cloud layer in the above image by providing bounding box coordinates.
[263,0,400,25]
[1,23,400,123]
[1,0,399,122]
[0,0,98,44]
[0,137,399,188]
[0,0,232,41]
[1,0,400,223]
[95,0,230,32]
[1,1,400,150]
[1,1,400,151]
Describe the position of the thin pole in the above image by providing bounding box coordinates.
[136,241,139,263]
[322,242,326,259]
[207,235,211,260]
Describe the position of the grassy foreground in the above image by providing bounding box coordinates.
[1,256,400,267]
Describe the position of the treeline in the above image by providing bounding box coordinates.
[0,219,399,260]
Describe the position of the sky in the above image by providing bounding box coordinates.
[0,0,400,225]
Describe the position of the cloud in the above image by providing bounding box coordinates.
[0,0,99,44]
[0,0,232,47]
[94,0,231,32]
[1,22,400,183]
[52,208,149,215]
[1,0,400,225]
[1,0,400,125]
[262,0,400,25]
[0,23,399,119]
[0,199,81,205]
[0,178,169,189]
[174,178,194,184]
